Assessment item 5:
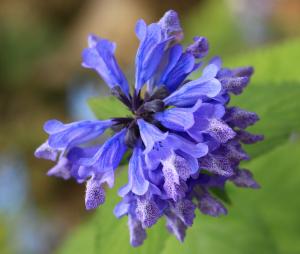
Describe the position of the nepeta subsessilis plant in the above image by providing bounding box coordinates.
[35,10,263,247]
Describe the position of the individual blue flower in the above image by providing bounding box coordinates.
[35,10,263,247]
[82,35,130,97]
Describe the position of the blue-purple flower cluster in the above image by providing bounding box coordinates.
[35,10,263,246]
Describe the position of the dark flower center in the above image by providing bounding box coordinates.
[111,86,170,148]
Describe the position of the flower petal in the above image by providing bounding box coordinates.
[85,178,106,210]
[186,36,209,59]
[197,192,227,217]
[128,214,147,247]
[48,120,113,149]
[136,196,161,228]
[162,52,195,92]
[82,35,129,96]
[47,157,71,180]
[79,129,127,172]
[172,199,196,226]
[119,143,149,197]
[230,169,260,189]
[158,10,183,41]
[137,119,168,154]
[164,78,222,107]
[154,106,195,131]
[34,141,59,161]
[165,211,187,242]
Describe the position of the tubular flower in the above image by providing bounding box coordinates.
[35,10,263,246]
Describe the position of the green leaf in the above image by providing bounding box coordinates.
[88,96,132,120]
[230,81,300,158]
[183,0,245,57]
[225,38,300,85]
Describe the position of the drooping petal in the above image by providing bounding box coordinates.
[165,211,187,242]
[172,199,196,226]
[206,119,236,143]
[218,141,250,162]
[162,163,187,201]
[85,178,106,210]
[220,76,250,95]
[128,214,147,247]
[135,196,161,228]
[85,170,115,210]
[162,151,199,182]
[217,65,254,95]
[230,169,260,189]
[225,107,259,129]
[199,153,233,177]
[236,129,264,144]
[197,192,227,217]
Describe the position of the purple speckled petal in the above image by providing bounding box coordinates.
[236,129,264,144]
[158,10,183,42]
[135,196,161,228]
[128,214,147,247]
[230,169,260,189]
[172,199,196,226]
[225,107,259,129]
[197,192,227,217]
[199,153,233,177]
[186,36,209,59]
[85,178,106,210]
[165,211,187,242]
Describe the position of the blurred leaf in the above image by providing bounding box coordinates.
[0,21,61,86]
[0,220,13,254]
[226,38,300,85]
[183,0,245,57]
[230,82,300,158]
[88,96,132,120]
[210,187,232,205]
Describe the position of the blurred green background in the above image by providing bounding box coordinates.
[1,0,300,253]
